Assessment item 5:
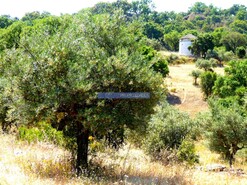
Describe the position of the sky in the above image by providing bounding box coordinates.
[0,0,247,18]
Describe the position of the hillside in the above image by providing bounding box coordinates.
[166,63,225,116]
[1,132,247,184]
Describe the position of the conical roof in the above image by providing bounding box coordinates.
[180,34,197,40]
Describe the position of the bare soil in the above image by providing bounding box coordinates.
[166,64,224,117]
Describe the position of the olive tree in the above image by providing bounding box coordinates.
[1,12,165,175]
[195,58,217,71]
[190,69,201,85]
[213,59,247,102]
[206,100,247,167]
[144,103,194,159]
[200,71,217,99]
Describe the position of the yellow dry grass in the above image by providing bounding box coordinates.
[0,64,246,185]
[0,132,246,185]
[166,64,225,117]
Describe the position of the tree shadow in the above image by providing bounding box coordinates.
[166,93,181,105]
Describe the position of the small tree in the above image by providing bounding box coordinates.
[189,34,214,58]
[200,71,217,99]
[190,69,202,85]
[221,32,247,53]
[213,59,247,102]
[195,58,217,71]
[206,100,247,167]
[144,103,194,160]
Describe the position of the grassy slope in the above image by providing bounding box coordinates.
[1,61,246,184]
[166,63,224,117]
[0,133,246,185]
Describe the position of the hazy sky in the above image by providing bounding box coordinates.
[0,0,247,18]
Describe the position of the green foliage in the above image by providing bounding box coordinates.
[235,9,247,20]
[221,32,247,53]
[213,59,247,102]
[189,2,207,14]
[1,11,165,173]
[166,54,179,64]
[206,49,219,60]
[200,71,217,98]
[21,11,51,25]
[0,21,26,51]
[236,46,246,58]
[190,34,214,58]
[230,20,247,34]
[152,55,169,77]
[195,59,217,71]
[0,15,17,28]
[163,31,180,51]
[177,139,199,165]
[140,45,169,77]
[143,21,164,41]
[190,69,202,85]
[206,100,247,167]
[216,48,237,62]
[0,0,246,173]
[143,103,194,159]
[144,38,163,51]
[140,45,156,61]
[18,122,65,146]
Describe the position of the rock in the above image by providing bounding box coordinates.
[206,164,226,172]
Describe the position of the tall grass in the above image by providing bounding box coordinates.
[0,131,246,184]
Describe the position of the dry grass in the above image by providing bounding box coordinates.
[166,64,225,117]
[0,132,246,184]
[0,64,245,185]
[159,51,180,56]
[0,132,190,185]
[0,133,92,185]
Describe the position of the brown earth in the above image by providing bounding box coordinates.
[165,64,225,117]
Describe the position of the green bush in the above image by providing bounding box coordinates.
[236,46,246,58]
[143,103,194,161]
[166,54,179,64]
[195,58,217,71]
[18,121,65,146]
[206,100,247,167]
[200,71,217,98]
[223,51,237,62]
[190,69,202,85]
[177,139,199,165]
[152,56,169,77]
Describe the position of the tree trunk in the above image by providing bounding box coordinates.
[76,122,89,176]
[229,153,233,168]
[194,78,197,85]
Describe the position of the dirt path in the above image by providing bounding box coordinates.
[165,64,224,117]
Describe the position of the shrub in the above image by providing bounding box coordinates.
[166,54,179,64]
[190,70,202,85]
[200,71,217,98]
[152,56,169,77]
[222,51,237,62]
[236,46,246,58]
[206,100,247,167]
[206,49,219,60]
[18,121,65,146]
[145,38,163,51]
[195,59,217,71]
[177,139,199,165]
[143,103,194,161]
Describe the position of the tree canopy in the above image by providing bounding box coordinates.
[0,11,165,174]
